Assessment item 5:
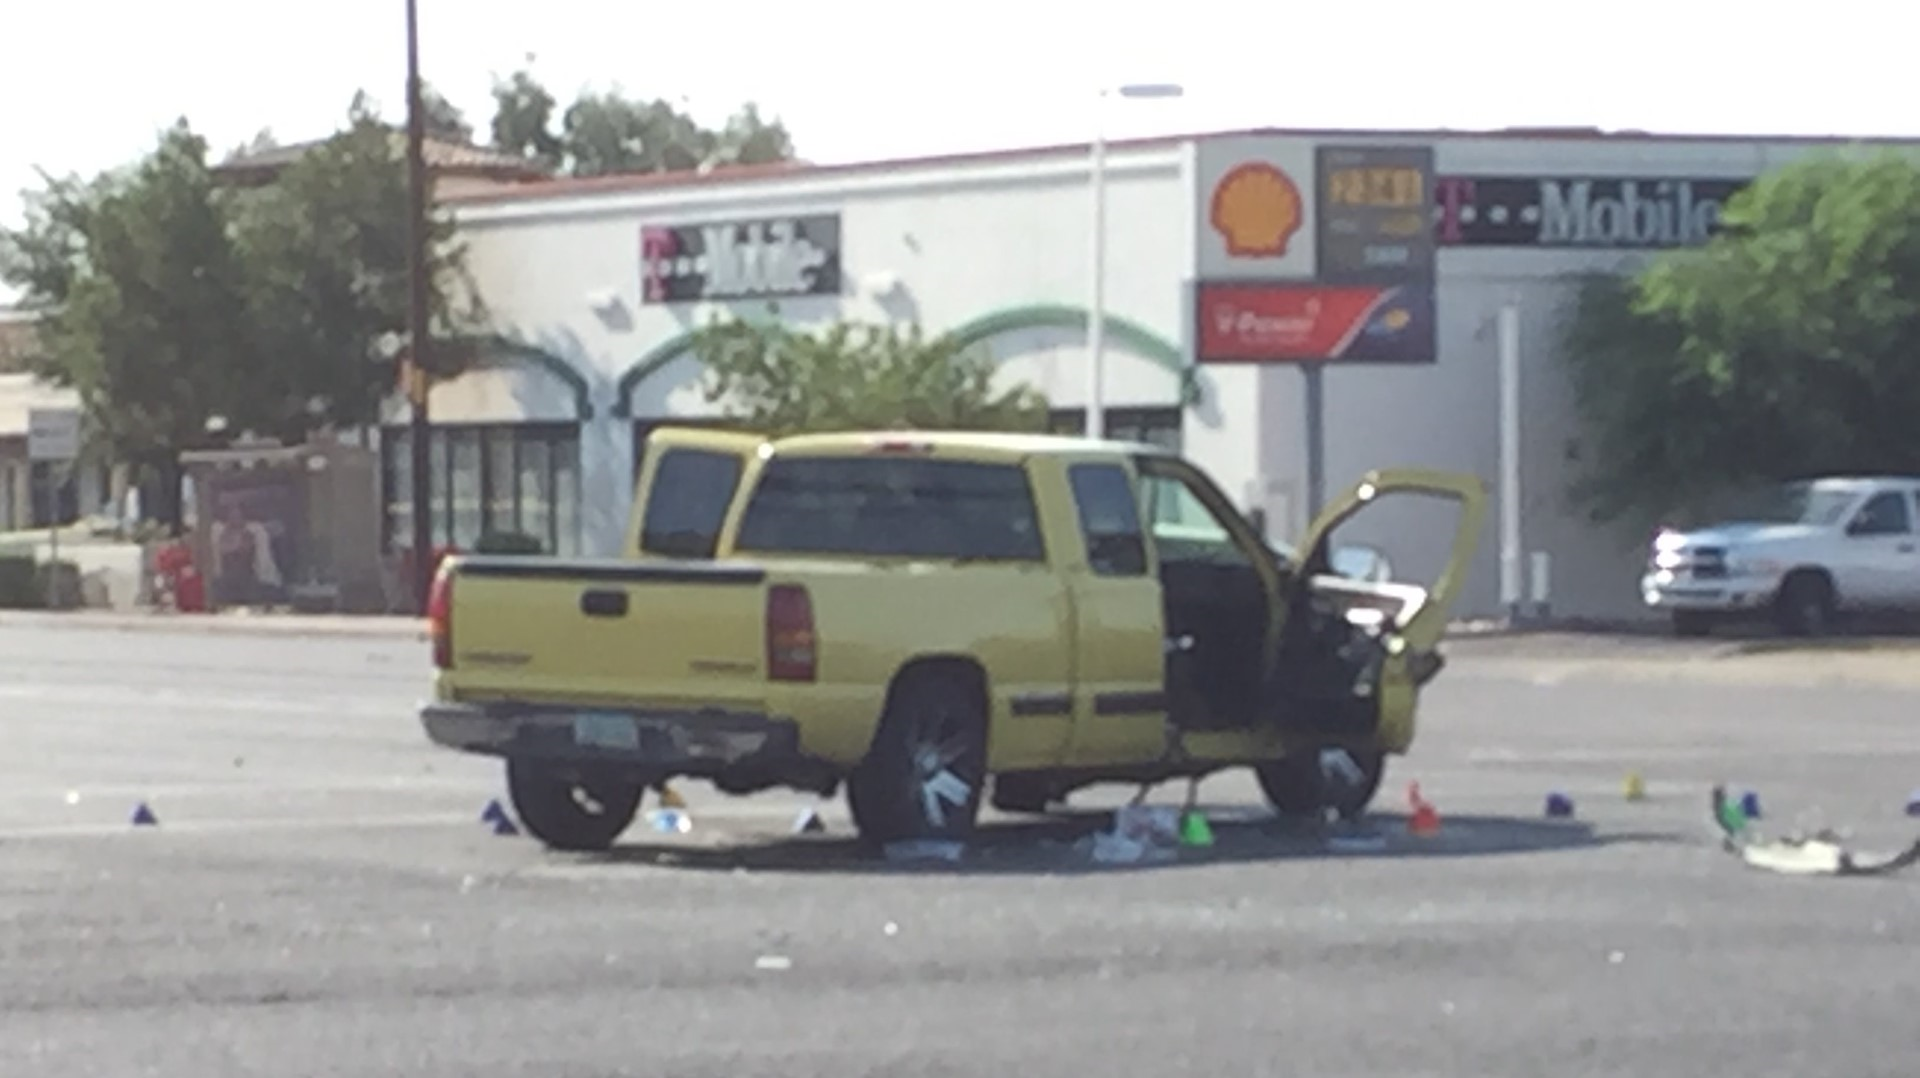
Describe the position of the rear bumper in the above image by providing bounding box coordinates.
[419,700,802,773]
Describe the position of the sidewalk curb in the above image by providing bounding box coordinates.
[0,610,428,640]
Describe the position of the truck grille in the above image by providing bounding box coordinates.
[1651,545,1727,580]
[1689,547,1727,579]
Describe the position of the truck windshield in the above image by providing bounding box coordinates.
[734,456,1047,562]
[1731,481,1858,526]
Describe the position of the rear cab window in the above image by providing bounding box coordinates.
[640,448,745,558]
[733,454,1046,562]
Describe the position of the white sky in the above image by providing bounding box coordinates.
[4,0,1914,303]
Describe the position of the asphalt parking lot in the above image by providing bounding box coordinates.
[4,620,1919,1077]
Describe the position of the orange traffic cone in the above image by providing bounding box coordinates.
[1406,782,1440,837]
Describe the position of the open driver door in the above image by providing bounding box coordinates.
[1265,468,1487,739]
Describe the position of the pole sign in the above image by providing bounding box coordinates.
[27,408,80,463]
[1316,144,1436,279]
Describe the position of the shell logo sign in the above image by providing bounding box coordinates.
[1209,162,1304,258]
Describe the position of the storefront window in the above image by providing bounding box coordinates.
[381,423,581,555]
[448,429,483,548]
[1048,407,1183,451]
[485,428,517,535]
[28,461,79,527]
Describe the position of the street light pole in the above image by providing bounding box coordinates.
[1086,82,1183,442]
[404,0,434,610]
[1087,105,1108,440]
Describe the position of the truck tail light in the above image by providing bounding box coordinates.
[426,562,455,669]
[765,584,817,682]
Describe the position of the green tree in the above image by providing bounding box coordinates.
[0,120,253,527]
[420,82,473,144]
[689,309,1050,437]
[228,92,484,444]
[1561,150,1920,527]
[489,68,794,176]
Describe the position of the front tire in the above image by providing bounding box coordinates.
[847,668,989,845]
[505,759,644,852]
[1774,571,1835,637]
[1255,747,1386,822]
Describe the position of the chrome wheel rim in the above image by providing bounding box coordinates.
[912,714,974,828]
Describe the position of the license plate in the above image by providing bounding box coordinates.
[572,712,640,751]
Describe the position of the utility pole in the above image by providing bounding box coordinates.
[404,0,434,610]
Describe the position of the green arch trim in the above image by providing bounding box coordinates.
[611,303,1195,419]
[462,334,596,419]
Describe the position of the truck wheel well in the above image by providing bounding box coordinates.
[1781,566,1835,596]
[886,656,990,712]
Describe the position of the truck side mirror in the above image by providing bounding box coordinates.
[1245,507,1268,538]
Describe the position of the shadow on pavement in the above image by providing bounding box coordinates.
[581,806,1684,877]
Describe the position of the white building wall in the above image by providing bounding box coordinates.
[449,145,1193,555]
[435,129,1920,618]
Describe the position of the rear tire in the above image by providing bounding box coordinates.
[847,667,989,845]
[1774,571,1835,637]
[505,759,644,852]
[1255,747,1386,822]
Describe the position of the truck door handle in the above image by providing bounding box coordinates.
[1900,543,1916,554]
[580,589,629,618]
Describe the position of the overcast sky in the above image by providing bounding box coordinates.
[3,0,1913,302]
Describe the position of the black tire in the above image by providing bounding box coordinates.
[1774,571,1835,637]
[1672,611,1715,638]
[1255,747,1387,822]
[505,758,644,852]
[847,667,990,845]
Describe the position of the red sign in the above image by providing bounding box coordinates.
[1195,282,1434,364]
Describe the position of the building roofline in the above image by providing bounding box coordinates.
[441,123,1920,208]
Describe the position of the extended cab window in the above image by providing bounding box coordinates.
[1068,463,1148,576]
[734,456,1046,562]
[1141,471,1252,567]
[1848,491,1912,537]
[640,449,744,558]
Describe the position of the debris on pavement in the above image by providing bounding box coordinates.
[1081,804,1182,865]
[1711,785,1920,878]
[647,809,692,835]
[882,838,965,864]
[130,802,158,827]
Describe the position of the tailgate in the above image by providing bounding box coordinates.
[440,555,769,709]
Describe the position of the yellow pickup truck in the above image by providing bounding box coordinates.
[420,428,1485,851]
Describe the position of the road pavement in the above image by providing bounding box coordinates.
[3,623,1918,1077]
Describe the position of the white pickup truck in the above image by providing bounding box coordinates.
[1641,475,1920,636]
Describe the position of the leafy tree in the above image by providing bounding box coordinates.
[420,83,473,144]
[0,96,488,529]
[688,309,1051,437]
[0,120,253,527]
[488,68,794,176]
[1561,149,1920,528]
[228,92,484,444]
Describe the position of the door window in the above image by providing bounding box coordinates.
[1139,471,1252,568]
[1847,491,1911,537]
[1067,463,1148,577]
